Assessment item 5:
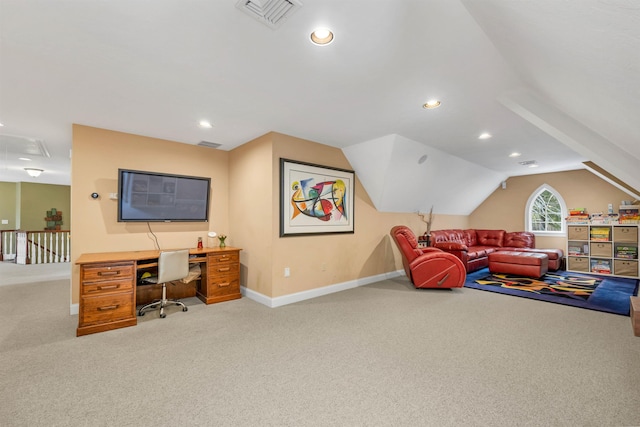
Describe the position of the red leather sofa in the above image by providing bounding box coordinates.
[430,229,564,273]
[390,225,466,289]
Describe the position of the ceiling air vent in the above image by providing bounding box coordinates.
[198,141,222,149]
[235,0,302,29]
[0,134,51,158]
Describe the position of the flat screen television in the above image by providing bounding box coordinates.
[117,169,210,222]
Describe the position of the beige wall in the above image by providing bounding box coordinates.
[71,125,230,304]
[0,182,17,230]
[469,169,633,249]
[229,132,469,299]
[75,125,568,306]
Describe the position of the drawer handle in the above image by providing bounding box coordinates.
[219,256,230,261]
[97,305,119,311]
[218,282,231,287]
[217,267,230,272]
[98,271,120,277]
[97,284,120,291]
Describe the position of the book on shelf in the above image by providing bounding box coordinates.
[590,227,611,241]
[589,212,619,224]
[619,205,640,223]
[616,253,638,259]
[615,245,638,259]
[569,208,587,216]
[590,258,611,274]
[566,214,589,224]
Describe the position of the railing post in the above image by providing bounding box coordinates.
[16,231,27,265]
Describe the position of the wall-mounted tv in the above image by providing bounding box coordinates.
[117,169,210,222]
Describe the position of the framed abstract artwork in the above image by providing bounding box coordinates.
[280,158,355,237]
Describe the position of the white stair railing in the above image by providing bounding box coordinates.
[11,230,71,265]
[1,230,18,262]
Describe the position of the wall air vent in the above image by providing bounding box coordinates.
[198,141,222,149]
[518,160,537,166]
[235,0,302,29]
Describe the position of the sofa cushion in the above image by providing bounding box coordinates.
[475,229,505,247]
[464,229,477,247]
[504,231,535,248]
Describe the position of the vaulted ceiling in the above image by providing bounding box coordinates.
[1,0,638,214]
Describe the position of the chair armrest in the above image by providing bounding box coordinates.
[409,252,466,288]
[418,247,442,255]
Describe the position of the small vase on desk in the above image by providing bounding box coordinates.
[218,236,227,248]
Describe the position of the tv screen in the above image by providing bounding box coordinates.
[117,169,210,222]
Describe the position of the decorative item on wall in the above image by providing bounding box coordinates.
[280,158,355,236]
[44,208,63,230]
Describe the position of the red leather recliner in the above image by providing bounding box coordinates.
[390,225,466,289]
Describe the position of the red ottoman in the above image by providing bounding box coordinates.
[525,248,564,271]
[488,251,549,278]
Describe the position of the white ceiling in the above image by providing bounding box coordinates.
[1,0,638,213]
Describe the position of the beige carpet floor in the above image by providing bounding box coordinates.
[1,263,639,426]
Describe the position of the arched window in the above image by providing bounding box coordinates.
[525,184,567,235]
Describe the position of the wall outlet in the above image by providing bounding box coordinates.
[1,219,8,225]
[321,263,327,271]
[284,267,290,277]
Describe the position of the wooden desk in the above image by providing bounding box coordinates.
[76,247,241,336]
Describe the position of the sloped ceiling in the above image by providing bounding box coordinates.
[0,1,638,213]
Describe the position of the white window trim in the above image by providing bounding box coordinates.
[525,184,567,236]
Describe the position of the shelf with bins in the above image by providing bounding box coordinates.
[566,223,639,278]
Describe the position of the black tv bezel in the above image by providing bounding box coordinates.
[117,168,211,223]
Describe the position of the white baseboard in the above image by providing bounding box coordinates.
[242,270,404,308]
[68,270,406,313]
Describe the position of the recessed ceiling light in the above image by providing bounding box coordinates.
[519,160,537,166]
[199,120,213,128]
[422,100,441,109]
[529,164,539,168]
[509,152,521,158]
[310,28,334,46]
[0,123,4,127]
[19,157,32,161]
[478,132,491,140]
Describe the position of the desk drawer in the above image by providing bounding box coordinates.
[80,293,135,326]
[209,252,239,264]
[82,277,133,295]
[208,275,240,298]
[208,261,239,276]
[82,263,134,282]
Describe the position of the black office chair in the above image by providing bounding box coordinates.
[138,249,190,318]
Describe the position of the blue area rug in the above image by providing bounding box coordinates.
[465,268,639,316]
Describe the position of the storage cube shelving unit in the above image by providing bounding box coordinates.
[566,223,639,278]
